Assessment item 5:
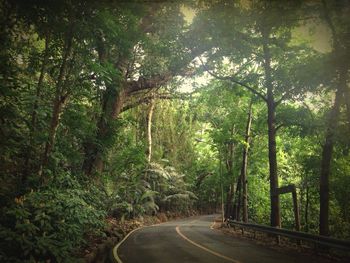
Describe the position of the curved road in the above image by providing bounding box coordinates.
[114,215,329,263]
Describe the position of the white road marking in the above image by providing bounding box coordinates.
[113,219,224,263]
[210,221,216,229]
[113,226,145,263]
[113,216,200,263]
[175,225,241,263]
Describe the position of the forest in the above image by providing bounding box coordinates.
[0,0,349,262]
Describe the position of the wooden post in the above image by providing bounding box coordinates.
[292,189,301,231]
[292,188,301,245]
[275,184,301,232]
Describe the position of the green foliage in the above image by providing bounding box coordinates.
[146,163,197,213]
[0,174,107,262]
[109,162,197,219]
[248,175,270,224]
[1,2,350,262]
[112,173,159,219]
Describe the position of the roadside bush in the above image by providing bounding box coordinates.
[0,173,107,262]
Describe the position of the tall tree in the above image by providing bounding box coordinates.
[318,0,350,236]
[82,2,200,176]
[38,26,74,179]
[242,99,253,222]
[193,0,307,227]
[146,98,155,162]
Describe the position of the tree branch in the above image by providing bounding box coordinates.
[200,59,267,102]
[321,0,338,46]
[275,85,299,107]
[275,92,288,107]
[275,123,284,133]
[126,74,172,94]
[126,66,196,95]
[121,93,186,113]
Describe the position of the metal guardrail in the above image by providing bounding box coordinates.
[227,220,350,251]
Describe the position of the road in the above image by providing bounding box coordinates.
[114,214,330,263]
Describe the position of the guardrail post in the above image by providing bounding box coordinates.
[227,219,350,252]
[276,234,280,244]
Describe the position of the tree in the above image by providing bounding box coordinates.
[241,99,253,222]
[82,2,202,176]
[192,0,310,227]
[318,0,350,236]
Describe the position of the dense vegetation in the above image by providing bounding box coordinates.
[0,0,349,262]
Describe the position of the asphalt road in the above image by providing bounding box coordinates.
[114,214,330,263]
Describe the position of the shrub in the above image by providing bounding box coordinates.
[0,173,107,262]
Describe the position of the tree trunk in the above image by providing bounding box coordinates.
[318,0,349,236]
[94,87,127,173]
[262,26,280,228]
[84,86,127,175]
[146,99,155,163]
[225,183,234,219]
[230,140,242,220]
[319,66,346,236]
[242,99,253,222]
[343,87,350,133]
[22,32,50,184]
[305,183,309,232]
[303,173,310,232]
[224,130,235,219]
[231,175,242,220]
[38,32,73,179]
[31,33,50,131]
[82,31,129,176]
[42,93,69,165]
